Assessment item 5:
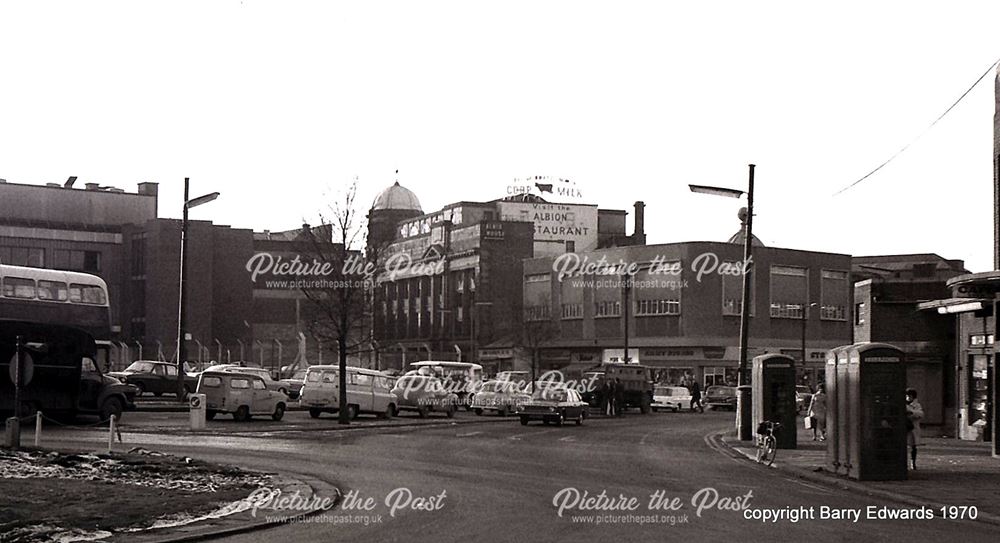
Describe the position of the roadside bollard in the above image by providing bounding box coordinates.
[4,417,19,450]
[34,411,42,448]
[189,393,207,430]
[108,415,116,454]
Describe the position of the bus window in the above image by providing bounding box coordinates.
[38,280,69,301]
[3,277,36,299]
[69,283,107,305]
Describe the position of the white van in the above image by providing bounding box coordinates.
[408,361,483,407]
[299,365,398,420]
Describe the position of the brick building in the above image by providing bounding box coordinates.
[852,254,969,433]
[520,240,853,385]
[368,182,645,372]
[0,178,329,371]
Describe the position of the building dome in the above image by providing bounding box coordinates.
[728,230,766,247]
[372,182,422,212]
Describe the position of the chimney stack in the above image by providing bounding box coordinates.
[633,201,646,245]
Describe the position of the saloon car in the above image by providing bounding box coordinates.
[518,387,588,426]
[651,385,693,412]
[704,385,738,411]
[470,380,531,416]
[108,360,198,398]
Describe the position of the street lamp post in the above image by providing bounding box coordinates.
[690,163,756,440]
[801,302,818,385]
[175,178,220,400]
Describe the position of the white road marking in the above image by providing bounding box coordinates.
[456,431,482,437]
[558,436,576,443]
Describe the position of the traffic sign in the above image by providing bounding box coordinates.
[8,352,34,387]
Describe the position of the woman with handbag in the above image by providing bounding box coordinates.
[806,384,827,441]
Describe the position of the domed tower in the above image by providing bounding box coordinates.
[367,181,423,256]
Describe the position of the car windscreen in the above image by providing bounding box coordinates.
[126,361,154,373]
[531,389,567,402]
[708,386,735,395]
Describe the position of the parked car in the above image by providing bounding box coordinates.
[651,386,693,412]
[108,360,198,398]
[704,385,738,411]
[796,385,813,413]
[196,370,287,421]
[278,368,308,399]
[203,364,289,397]
[299,365,397,419]
[391,373,460,418]
[518,387,588,426]
[470,380,530,416]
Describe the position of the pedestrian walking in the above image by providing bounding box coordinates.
[614,378,625,417]
[689,379,703,413]
[604,378,615,416]
[807,383,827,441]
[906,388,924,470]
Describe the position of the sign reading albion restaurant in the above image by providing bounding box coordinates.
[497,201,598,255]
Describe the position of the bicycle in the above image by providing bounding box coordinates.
[755,421,781,466]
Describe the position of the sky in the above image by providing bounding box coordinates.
[2,1,999,271]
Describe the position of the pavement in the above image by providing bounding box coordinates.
[719,420,1000,525]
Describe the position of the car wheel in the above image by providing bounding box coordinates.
[382,404,396,419]
[153,391,162,397]
[309,408,322,419]
[418,406,429,418]
[272,403,285,421]
[446,404,457,418]
[498,407,508,417]
[520,416,529,426]
[543,419,551,426]
[206,410,217,421]
[673,406,679,413]
[346,405,359,420]
[99,398,123,422]
[474,408,484,416]
[234,406,250,422]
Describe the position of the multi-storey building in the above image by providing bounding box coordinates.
[368,182,645,371]
[0,178,330,371]
[520,240,853,386]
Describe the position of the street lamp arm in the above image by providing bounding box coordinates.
[688,184,745,198]
[186,192,220,209]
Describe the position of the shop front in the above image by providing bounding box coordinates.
[919,271,1000,444]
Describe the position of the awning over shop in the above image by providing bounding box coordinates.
[917,297,990,314]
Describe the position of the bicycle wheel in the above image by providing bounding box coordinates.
[755,438,767,463]
[761,436,778,466]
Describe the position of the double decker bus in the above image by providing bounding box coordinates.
[1,264,135,419]
[0,264,113,365]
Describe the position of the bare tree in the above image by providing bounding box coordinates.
[512,295,559,384]
[299,179,373,425]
